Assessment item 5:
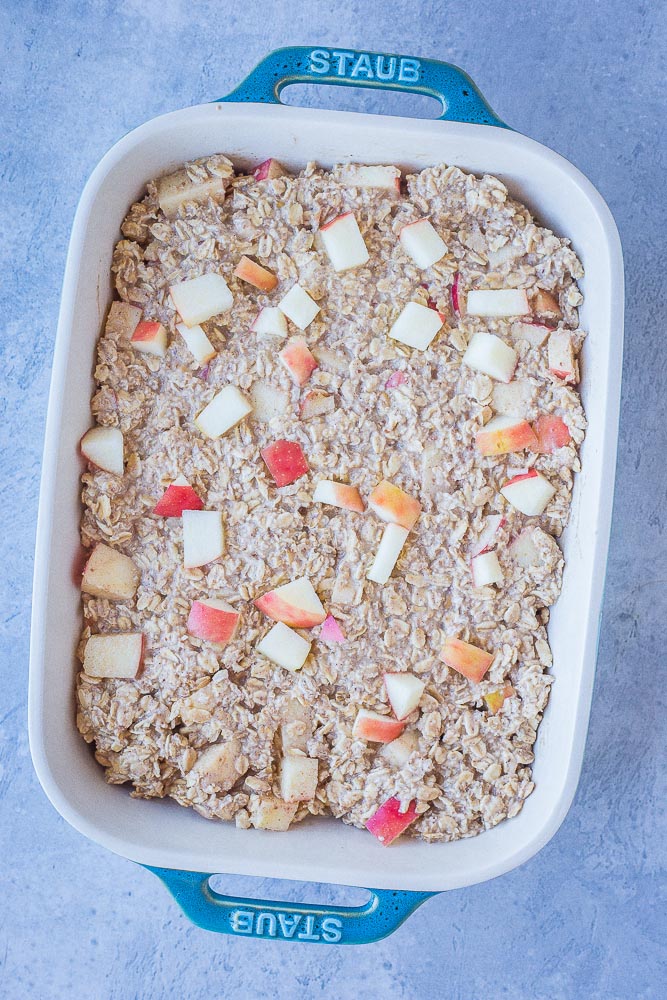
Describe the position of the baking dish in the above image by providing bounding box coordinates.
[28,46,623,944]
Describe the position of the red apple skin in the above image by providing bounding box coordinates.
[476,420,539,457]
[131,320,163,343]
[253,591,326,629]
[187,601,240,646]
[385,371,407,389]
[153,483,204,517]
[279,338,318,387]
[253,158,286,181]
[365,797,419,846]
[368,480,421,530]
[233,256,278,292]
[353,710,405,743]
[484,683,515,714]
[504,469,539,488]
[451,272,461,315]
[440,637,494,683]
[320,211,352,231]
[261,440,309,487]
[533,414,571,453]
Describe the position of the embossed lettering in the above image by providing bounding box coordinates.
[309,48,330,75]
[230,909,254,935]
[296,915,321,941]
[255,912,278,937]
[321,917,343,943]
[351,53,374,79]
[331,50,354,76]
[398,57,420,83]
[375,55,397,81]
[277,913,302,938]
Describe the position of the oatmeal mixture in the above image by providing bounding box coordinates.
[76,153,586,844]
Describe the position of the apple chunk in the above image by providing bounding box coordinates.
[389,301,444,351]
[278,284,320,329]
[365,797,419,846]
[280,754,319,802]
[80,426,124,476]
[187,599,240,646]
[473,514,506,555]
[399,218,447,269]
[440,637,494,683]
[153,475,204,517]
[157,164,229,217]
[169,273,233,327]
[484,683,515,715]
[501,469,555,515]
[234,255,278,292]
[320,212,369,272]
[533,414,571,453]
[368,480,421,529]
[471,550,503,588]
[377,730,419,768]
[252,306,288,339]
[352,709,404,743]
[177,322,216,365]
[83,633,144,679]
[384,672,425,720]
[254,576,326,628]
[476,415,538,457]
[300,391,335,420]
[548,330,577,382]
[337,164,401,193]
[249,381,289,423]
[367,523,410,585]
[256,621,312,672]
[130,320,167,357]
[105,300,141,339]
[195,385,253,439]
[320,614,346,644]
[249,796,298,831]
[279,337,318,386]
[253,158,287,181]
[81,543,140,600]
[466,289,530,317]
[313,480,365,513]
[261,439,309,487]
[463,332,517,383]
[182,509,224,568]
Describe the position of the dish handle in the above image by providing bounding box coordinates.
[218,45,507,128]
[144,866,437,945]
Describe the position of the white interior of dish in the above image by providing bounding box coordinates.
[29,103,623,892]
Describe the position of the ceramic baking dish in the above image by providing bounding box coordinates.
[28,47,624,944]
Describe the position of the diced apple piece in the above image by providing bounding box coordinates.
[105,300,141,339]
[471,550,503,588]
[280,698,312,752]
[234,255,278,292]
[312,344,350,375]
[533,288,562,318]
[83,633,144,679]
[385,371,407,389]
[313,480,365,513]
[256,621,312,672]
[253,158,287,182]
[484,683,515,715]
[463,332,517,383]
[157,166,229,218]
[80,426,124,476]
[177,322,216,365]
[249,381,289,423]
[533,414,571,453]
[320,614,346,644]
[187,599,240,646]
[278,284,320,329]
[280,754,319,802]
[501,469,555,516]
[548,330,577,382]
[254,576,326,628]
[509,527,541,567]
[81,543,140,600]
[130,320,167,357]
[492,380,535,417]
[261,439,309,487]
[511,322,552,347]
[320,212,369,272]
[473,514,506,555]
[169,273,233,327]
[399,218,447,269]
[279,337,318,386]
[300,391,335,420]
[440,637,494,683]
[451,272,461,315]
[389,301,444,351]
[195,385,252,439]
[367,524,410,585]
[353,709,404,744]
[153,475,204,517]
[182,509,224,568]
[377,730,419,768]
[250,795,298,831]
[384,672,425,720]
[190,739,244,791]
[476,415,538,457]
[337,164,401,193]
[252,306,288,339]
[466,289,530,317]
[365,797,419,846]
[368,480,421,530]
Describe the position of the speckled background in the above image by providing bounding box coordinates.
[2,2,665,997]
